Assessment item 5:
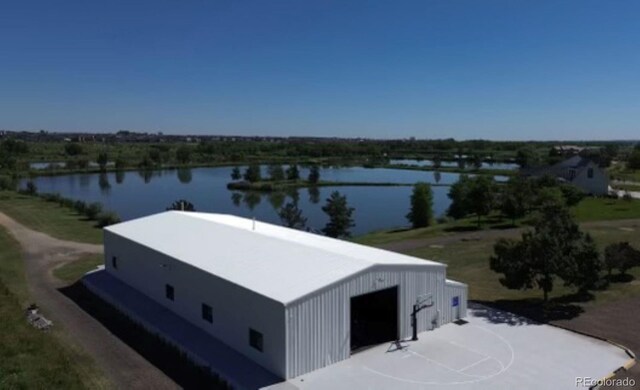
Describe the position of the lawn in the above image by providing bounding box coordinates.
[54,254,104,284]
[572,197,640,222]
[0,227,105,389]
[357,197,640,247]
[386,223,640,307]
[0,191,102,244]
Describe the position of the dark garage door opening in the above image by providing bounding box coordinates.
[350,286,398,352]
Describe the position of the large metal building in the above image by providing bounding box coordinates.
[103,211,467,379]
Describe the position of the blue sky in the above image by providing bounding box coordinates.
[1,0,638,140]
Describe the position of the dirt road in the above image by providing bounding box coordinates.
[0,212,178,390]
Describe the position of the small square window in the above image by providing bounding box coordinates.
[202,303,212,323]
[249,328,263,352]
[165,284,174,301]
[112,256,118,269]
[587,168,594,178]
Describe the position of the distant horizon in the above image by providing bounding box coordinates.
[2,128,638,143]
[2,1,639,140]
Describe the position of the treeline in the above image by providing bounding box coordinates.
[2,136,638,177]
[18,182,120,228]
[447,175,586,226]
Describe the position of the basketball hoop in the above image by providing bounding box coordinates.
[415,293,434,309]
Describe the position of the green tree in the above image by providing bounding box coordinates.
[516,147,538,168]
[604,242,640,278]
[64,142,84,156]
[559,184,585,207]
[175,145,192,164]
[308,165,320,184]
[535,187,565,208]
[166,199,196,211]
[244,164,262,182]
[472,155,483,170]
[490,204,602,302]
[406,182,433,228]
[627,150,640,170]
[114,155,126,171]
[84,202,103,220]
[96,212,121,228]
[268,164,285,181]
[432,155,442,169]
[278,202,307,229]
[500,177,533,224]
[97,151,109,172]
[321,191,355,238]
[286,164,300,180]
[467,176,496,227]
[148,148,163,164]
[447,175,472,219]
[231,166,242,181]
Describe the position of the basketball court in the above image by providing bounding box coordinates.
[267,303,632,390]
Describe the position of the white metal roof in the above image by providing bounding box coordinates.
[105,211,444,305]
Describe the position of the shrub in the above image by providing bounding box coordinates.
[84,202,103,220]
[622,192,633,201]
[41,193,62,203]
[60,198,75,208]
[23,181,37,195]
[0,175,16,190]
[96,212,121,228]
[74,200,87,214]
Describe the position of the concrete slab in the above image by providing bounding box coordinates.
[268,303,631,390]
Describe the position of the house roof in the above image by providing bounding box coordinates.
[521,156,597,180]
[105,211,443,305]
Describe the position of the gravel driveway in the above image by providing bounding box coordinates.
[0,212,178,390]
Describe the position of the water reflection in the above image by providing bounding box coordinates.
[177,168,192,184]
[231,192,242,207]
[139,169,153,184]
[115,170,125,184]
[308,186,320,204]
[267,192,286,210]
[26,165,484,235]
[98,173,111,194]
[243,192,261,211]
[286,188,300,204]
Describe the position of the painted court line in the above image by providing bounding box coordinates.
[457,356,491,373]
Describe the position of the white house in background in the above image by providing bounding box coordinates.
[103,211,468,379]
[523,155,610,196]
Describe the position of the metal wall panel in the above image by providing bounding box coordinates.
[443,280,469,324]
[284,265,453,378]
[104,231,288,378]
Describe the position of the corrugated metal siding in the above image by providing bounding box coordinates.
[285,265,448,378]
[443,281,469,324]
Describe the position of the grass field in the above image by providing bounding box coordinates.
[403,224,640,305]
[358,218,640,312]
[0,191,102,244]
[0,227,102,389]
[358,197,640,247]
[54,254,103,284]
[572,197,640,222]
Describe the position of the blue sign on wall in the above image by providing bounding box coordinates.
[452,296,459,307]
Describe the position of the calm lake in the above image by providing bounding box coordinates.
[26,166,507,235]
